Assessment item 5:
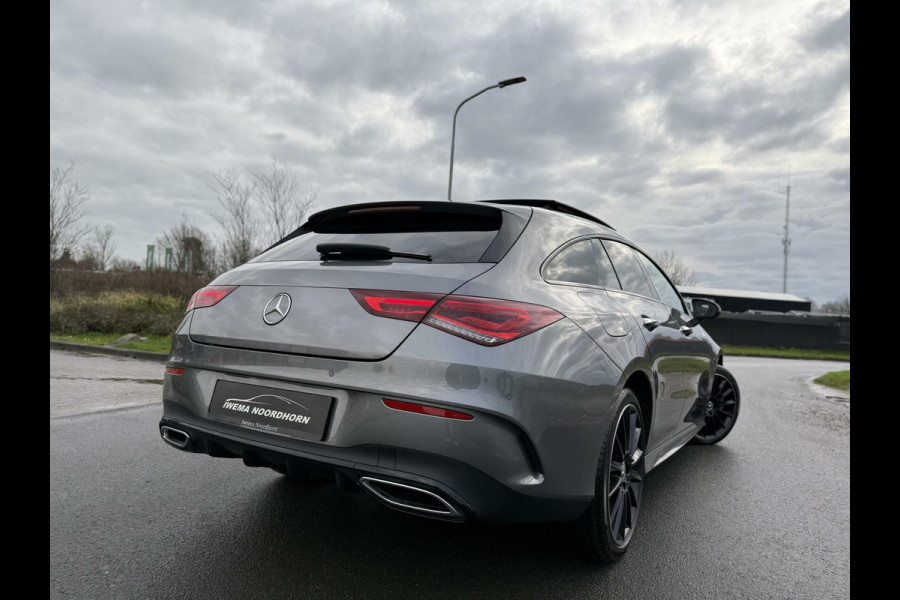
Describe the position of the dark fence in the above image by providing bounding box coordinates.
[701,312,850,351]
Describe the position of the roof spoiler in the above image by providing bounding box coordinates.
[263,201,506,252]
[478,199,615,230]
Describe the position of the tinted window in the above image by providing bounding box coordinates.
[591,239,622,290]
[544,240,599,286]
[257,230,498,263]
[603,241,656,298]
[636,252,683,310]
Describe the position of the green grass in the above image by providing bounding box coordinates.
[50,332,172,354]
[814,370,850,392]
[722,345,850,362]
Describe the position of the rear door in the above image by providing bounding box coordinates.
[601,240,689,444]
[189,202,529,360]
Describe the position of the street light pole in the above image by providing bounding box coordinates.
[447,76,527,201]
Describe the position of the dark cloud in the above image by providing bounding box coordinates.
[49,0,850,302]
[802,8,850,50]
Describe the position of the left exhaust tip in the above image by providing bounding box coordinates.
[160,425,191,449]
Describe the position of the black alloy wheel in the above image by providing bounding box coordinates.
[692,366,740,445]
[607,403,644,546]
[564,390,646,563]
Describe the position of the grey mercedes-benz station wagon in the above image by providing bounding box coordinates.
[160,199,740,562]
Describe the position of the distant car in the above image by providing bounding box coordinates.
[159,199,739,562]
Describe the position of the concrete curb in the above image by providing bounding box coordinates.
[50,340,168,363]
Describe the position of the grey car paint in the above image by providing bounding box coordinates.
[160,200,720,522]
[190,263,495,359]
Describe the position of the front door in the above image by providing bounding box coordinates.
[633,249,716,433]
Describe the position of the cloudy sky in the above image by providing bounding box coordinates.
[50,0,850,302]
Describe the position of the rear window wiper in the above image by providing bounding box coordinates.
[316,243,433,262]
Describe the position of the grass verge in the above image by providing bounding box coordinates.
[722,345,850,362]
[50,332,172,354]
[813,370,850,392]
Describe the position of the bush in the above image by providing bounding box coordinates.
[49,291,187,335]
[50,269,207,300]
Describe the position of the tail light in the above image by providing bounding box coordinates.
[350,289,442,322]
[350,289,562,346]
[186,286,238,312]
[426,296,562,346]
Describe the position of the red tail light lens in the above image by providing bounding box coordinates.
[186,286,238,312]
[425,296,562,346]
[350,289,442,322]
[351,289,563,346]
[383,398,474,421]
[165,367,185,375]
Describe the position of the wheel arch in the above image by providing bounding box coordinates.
[621,367,653,444]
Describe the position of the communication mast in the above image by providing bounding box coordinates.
[782,178,791,293]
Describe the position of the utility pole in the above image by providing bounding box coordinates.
[782,178,791,293]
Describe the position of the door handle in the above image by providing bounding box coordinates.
[641,315,660,330]
[680,325,693,336]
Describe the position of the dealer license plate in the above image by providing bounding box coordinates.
[208,380,333,441]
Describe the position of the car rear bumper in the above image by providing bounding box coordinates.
[161,314,622,522]
[159,409,589,523]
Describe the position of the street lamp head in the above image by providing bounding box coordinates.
[498,76,527,88]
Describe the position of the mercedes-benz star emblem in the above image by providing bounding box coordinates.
[262,293,292,325]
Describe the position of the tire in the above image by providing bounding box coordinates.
[566,389,647,563]
[691,365,740,445]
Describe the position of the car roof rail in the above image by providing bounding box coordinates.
[477,199,615,230]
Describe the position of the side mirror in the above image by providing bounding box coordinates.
[690,298,720,322]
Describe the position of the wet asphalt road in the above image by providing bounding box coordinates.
[50,352,849,599]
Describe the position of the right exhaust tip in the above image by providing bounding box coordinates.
[160,425,191,449]
[359,476,465,521]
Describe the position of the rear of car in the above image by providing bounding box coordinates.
[160,201,622,522]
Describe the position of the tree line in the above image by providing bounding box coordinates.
[49,158,317,279]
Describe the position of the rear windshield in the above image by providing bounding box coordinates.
[254,203,517,264]
[257,230,499,263]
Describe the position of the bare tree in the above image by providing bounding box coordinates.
[50,162,90,263]
[83,224,117,271]
[818,294,850,315]
[252,157,317,245]
[209,169,258,269]
[653,250,699,286]
[111,257,141,271]
[157,214,219,277]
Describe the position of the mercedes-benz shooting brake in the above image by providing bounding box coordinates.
[159,199,740,562]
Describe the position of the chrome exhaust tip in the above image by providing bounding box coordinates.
[160,425,191,449]
[359,476,463,520]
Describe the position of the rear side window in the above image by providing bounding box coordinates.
[602,241,656,298]
[255,204,524,264]
[544,240,599,286]
[591,239,622,290]
[636,252,684,311]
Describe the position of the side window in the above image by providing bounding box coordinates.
[591,239,622,290]
[544,240,599,286]
[602,240,657,298]
[636,252,684,311]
